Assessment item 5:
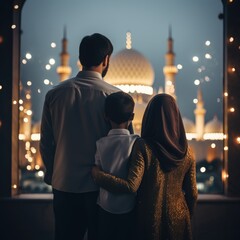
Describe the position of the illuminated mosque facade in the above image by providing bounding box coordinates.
[18,30,224,192]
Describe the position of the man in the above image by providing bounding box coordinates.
[40,33,120,240]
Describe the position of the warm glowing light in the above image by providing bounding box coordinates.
[229,37,234,42]
[26,53,32,60]
[35,165,40,170]
[22,59,27,64]
[49,58,55,65]
[211,143,216,148]
[44,79,50,85]
[26,93,31,99]
[18,134,25,140]
[177,64,183,70]
[11,25,16,29]
[45,64,51,70]
[14,5,19,9]
[115,85,153,95]
[31,133,41,141]
[51,42,56,48]
[224,146,228,151]
[203,133,224,140]
[19,106,24,111]
[192,56,199,62]
[224,92,228,97]
[205,40,211,46]
[229,107,235,112]
[31,147,37,154]
[236,137,240,144]
[0,85,2,90]
[27,81,32,86]
[193,98,198,104]
[26,165,32,170]
[12,184,17,189]
[26,110,32,116]
[19,99,23,104]
[222,170,229,180]
[23,117,29,123]
[13,100,17,105]
[38,171,44,177]
[200,167,206,173]
[231,67,236,72]
[194,79,200,85]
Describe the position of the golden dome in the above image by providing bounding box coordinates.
[182,117,196,133]
[105,48,154,87]
[205,116,223,133]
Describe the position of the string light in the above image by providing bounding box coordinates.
[229,107,235,112]
[236,137,240,144]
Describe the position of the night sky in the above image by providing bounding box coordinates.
[21,0,223,124]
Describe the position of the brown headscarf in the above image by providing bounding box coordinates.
[141,93,188,172]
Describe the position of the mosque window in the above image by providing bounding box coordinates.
[16,0,224,194]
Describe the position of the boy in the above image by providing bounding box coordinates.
[94,92,139,240]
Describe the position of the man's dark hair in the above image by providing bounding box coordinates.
[79,33,113,67]
[105,92,135,124]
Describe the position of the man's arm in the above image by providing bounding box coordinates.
[39,93,56,185]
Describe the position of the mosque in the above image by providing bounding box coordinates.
[18,30,224,192]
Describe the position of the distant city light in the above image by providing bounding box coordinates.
[205,76,210,82]
[27,81,32,86]
[37,171,44,177]
[194,79,200,85]
[177,64,183,70]
[23,117,29,123]
[205,53,212,59]
[205,40,211,46]
[211,143,216,148]
[26,53,32,60]
[44,79,50,85]
[49,58,55,65]
[26,165,32,170]
[192,56,199,62]
[51,42,56,48]
[45,64,51,70]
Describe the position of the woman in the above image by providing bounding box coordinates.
[92,93,198,240]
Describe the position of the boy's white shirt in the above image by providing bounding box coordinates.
[95,128,139,214]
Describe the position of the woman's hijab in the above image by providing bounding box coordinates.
[141,93,188,171]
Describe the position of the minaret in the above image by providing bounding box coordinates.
[57,27,72,81]
[194,88,206,141]
[163,26,178,99]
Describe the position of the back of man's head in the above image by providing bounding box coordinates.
[79,33,113,68]
[105,92,135,124]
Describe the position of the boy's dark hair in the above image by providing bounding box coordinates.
[105,92,135,124]
[79,33,113,67]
